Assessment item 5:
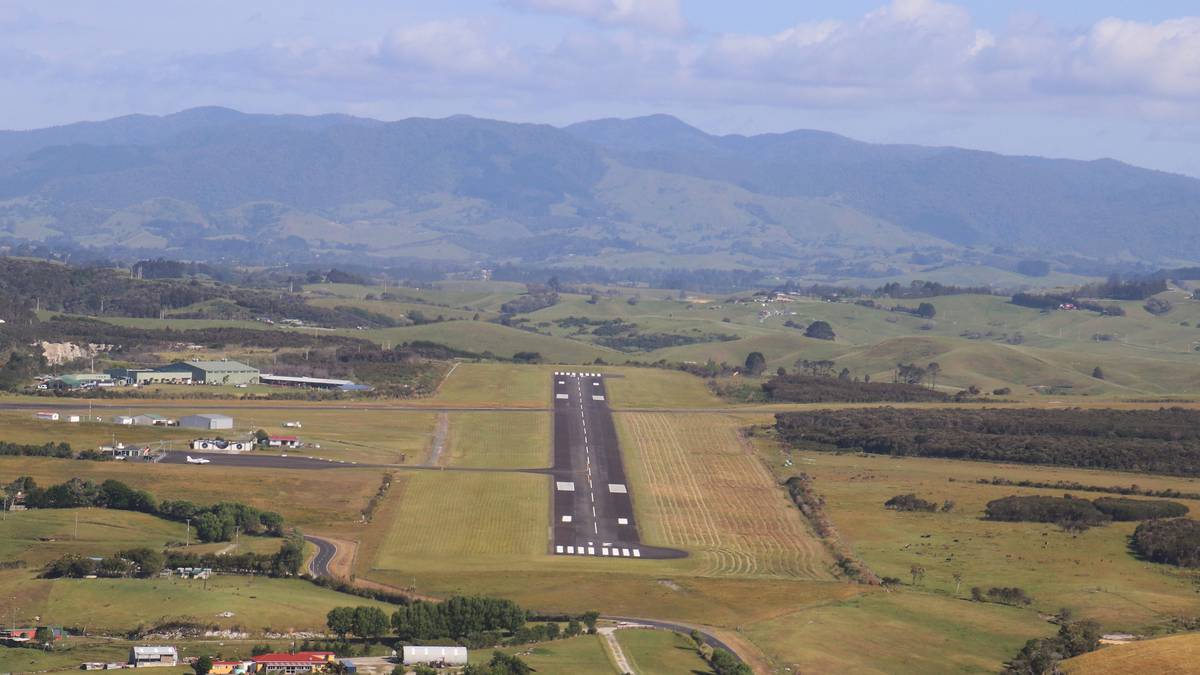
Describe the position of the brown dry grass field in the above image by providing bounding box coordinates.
[1062,633,1200,674]
[616,411,834,579]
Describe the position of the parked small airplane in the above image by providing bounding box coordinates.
[185,455,211,464]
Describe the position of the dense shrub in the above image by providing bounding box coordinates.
[984,495,1110,531]
[1092,497,1188,521]
[884,494,938,512]
[1132,518,1200,567]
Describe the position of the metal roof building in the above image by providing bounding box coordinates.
[162,360,260,386]
[403,646,469,666]
[129,645,178,667]
[179,413,234,430]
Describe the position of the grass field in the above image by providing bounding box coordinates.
[601,368,721,409]
[473,635,615,674]
[444,411,550,469]
[371,471,549,569]
[40,575,391,633]
[0,457,382,528]
[615,628,713,675]
[433,362,552,407]
[617,412,834,579]
[743,587,1050,674]
[1062,633,1200,674]
[755,442,1200,630]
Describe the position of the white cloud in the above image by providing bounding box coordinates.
[507,0,686,35]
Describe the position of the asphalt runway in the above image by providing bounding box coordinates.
[549,372,685,561]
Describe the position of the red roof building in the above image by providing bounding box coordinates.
[251,651,335,673]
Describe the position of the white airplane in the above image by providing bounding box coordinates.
[185,455,211,464]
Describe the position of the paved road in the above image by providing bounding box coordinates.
[549,371,685,561]
[602,616,744,664]
[304,534,338,577]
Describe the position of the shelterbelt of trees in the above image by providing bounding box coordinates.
[4,476,284,542]
[775,407,1200,476]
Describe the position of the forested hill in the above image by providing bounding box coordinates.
[1,107,1199,268]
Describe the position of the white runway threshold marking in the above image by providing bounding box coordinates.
[555,546,642,558]
[608,484,628,493]
[561,515,572,522]
[556,393,569,399]
[556,481,575,491]
[617,517,629,525]
[592,395,605,401]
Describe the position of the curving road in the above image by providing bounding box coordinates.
[304,534,338,577]
[602,616,744,664]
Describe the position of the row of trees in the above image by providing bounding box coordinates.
[984,494,1187,532]
[41,535,305,579]
[6,476,284,543]
[762,373,951,404]
[775,407,1200,476]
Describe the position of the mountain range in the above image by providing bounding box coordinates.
[2,107,1199,276]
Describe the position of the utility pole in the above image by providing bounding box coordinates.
[185,518,191,548]
[74,511,78,540]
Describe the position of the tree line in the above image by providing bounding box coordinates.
[4,476,284,542]
[41,535,304,579]
[984,494,1187,532]
[762,373,951,404]
[775,407,1200,476]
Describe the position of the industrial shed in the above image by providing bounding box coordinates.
[179,413,234,430]
[129,645,178,667]
[162,360,260,386]
[403,646,468,666]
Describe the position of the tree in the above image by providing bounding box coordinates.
[353,606,390,641]
[565,619,582,637]
[193,655,213,675]
[804,320,835,341]
[743,352,767,376]
[952,573,963,595]
[580,610,600,634]
[327,606,356,639]
[927,362,941,389]
[254,429,270,445]
[916,302,937,319]
[488,651,532,675]
[34,626,54,646]
[1092,366,1105,380]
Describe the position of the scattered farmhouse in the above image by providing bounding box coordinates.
[191,439,252,452]
[180,413,234,430]
[403,646,469,667]
[129,645,178,667]
[34,411,60,421]
[1,626,62,643]
[267,435,301,449]
[252,651,337,673]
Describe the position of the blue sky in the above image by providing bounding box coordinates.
[4,1,1200,176]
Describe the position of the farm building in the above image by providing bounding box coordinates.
[132,413,172,426]
[402,646,469,666]
[180,413,234,430]
[191,439,252,452]
[34,411,59,421]
[112,415,135,425]
[129,645,178,667]
[162,360,260,386]
[252,651,336,673]
[267,435,301,449]
[260,374,369,391]
[98,444,151,460]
